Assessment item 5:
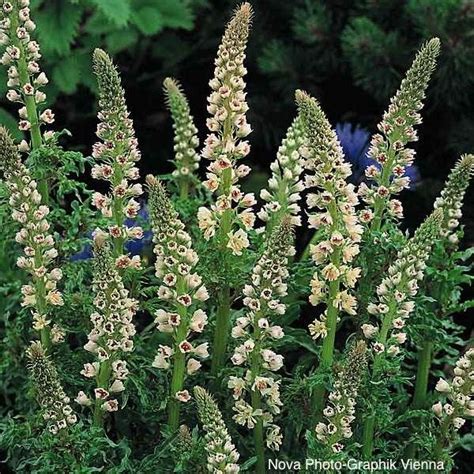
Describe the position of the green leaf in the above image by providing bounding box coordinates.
[36,3,83,56]
[131,0,194,31]
[52,53,96,94]
[105,30,139,53]
[52,57,80,94]
[90,0,131,27]
[0,108,24,141]
[131,6,163,35]
[158,0,194,29]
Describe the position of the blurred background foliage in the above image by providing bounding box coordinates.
[0,0,473,241]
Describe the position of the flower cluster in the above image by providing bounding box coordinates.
[432,348,474,451]
[315,341,367,453]
[361,209,443,357]
[147,175,209,405]
[229,218,294,451]
[76,232,137,415]
[163,77,200,198]
[359,38,440,229]
[258,116,305,233]
[295,90,363,339]
[0,0,52,148]
[198,2,255,254]
[0,126,63,344]
[91,48,143,266]
[194,386,240,473]
[433,154,474,244]
[26,341,77,434]
[335,122,420,188]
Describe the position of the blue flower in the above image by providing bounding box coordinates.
[71,202,153,261]
[335,122,420,188]
[70,242,93,261]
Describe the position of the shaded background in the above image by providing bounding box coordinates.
[0,1,473,470]
[1,0,473,242]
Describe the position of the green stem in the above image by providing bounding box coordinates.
[32,234,51,353]
[311,279,340,420]
[11,8,47,201]
[299,229,322,261]
[362,416,376,459]
[251,389,265,474]
[167,349,186,432]
[167,278,189,432]
[413,341,433,409]
[369,141,398,233]
[361,303,395,458]
[179,179,189,200]
[111,188,125,259]
[249,322,265,473]
[371,199,383,232]
[211,286,231,377]
[40,327,51,350]
[405,341,433,459]
[211,170,233,376]
[93,360,112,428]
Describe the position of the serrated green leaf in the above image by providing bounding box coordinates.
[52,53,95,94]
[0,108,24,141]
[36,3,82,56]
[105,29,139,53]
[131,6,163,35]
[158,0,194,29]
[90,0,131,27]
[52,57,80,94]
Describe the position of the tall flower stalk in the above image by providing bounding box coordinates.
[197,2,255,376]
[0,0,55,199]
[295,90,363,419]
[257,116,305,234]
[0,126,64,350]
[404,155,474,459]
[163,77,200,199]
[91,48,144,266]
[359,38,440,231]
[194,386,240,473]
[360,208,443,457]
[76,232,138,428]
[412,155,474,410]
[229,218,294,472]
[27,341,77,434]
[431,348,474,461]
[147,175,210,432]
[314,341,367,454]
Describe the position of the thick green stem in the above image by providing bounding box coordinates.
[11,9,47,202]
[211,168,233,376]
[312,280,340,419]
[93,360,112,428]
[251,389,265,474]
[40,327,51,351]
[362,416,376,459]
[211,286,231,376]
[405,341,433,459]
[167,278,189,431]
[361,300,396,458]
[32,238,51,353]
[249,322,265,473]
[413,341,433,409]
[369,142,397,233]
[167,349,186,432]
[179,179,189,200]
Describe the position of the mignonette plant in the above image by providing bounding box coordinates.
[0,2,473,473]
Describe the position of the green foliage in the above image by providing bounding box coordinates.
[0,2,473,472]
[0,0,204,128]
